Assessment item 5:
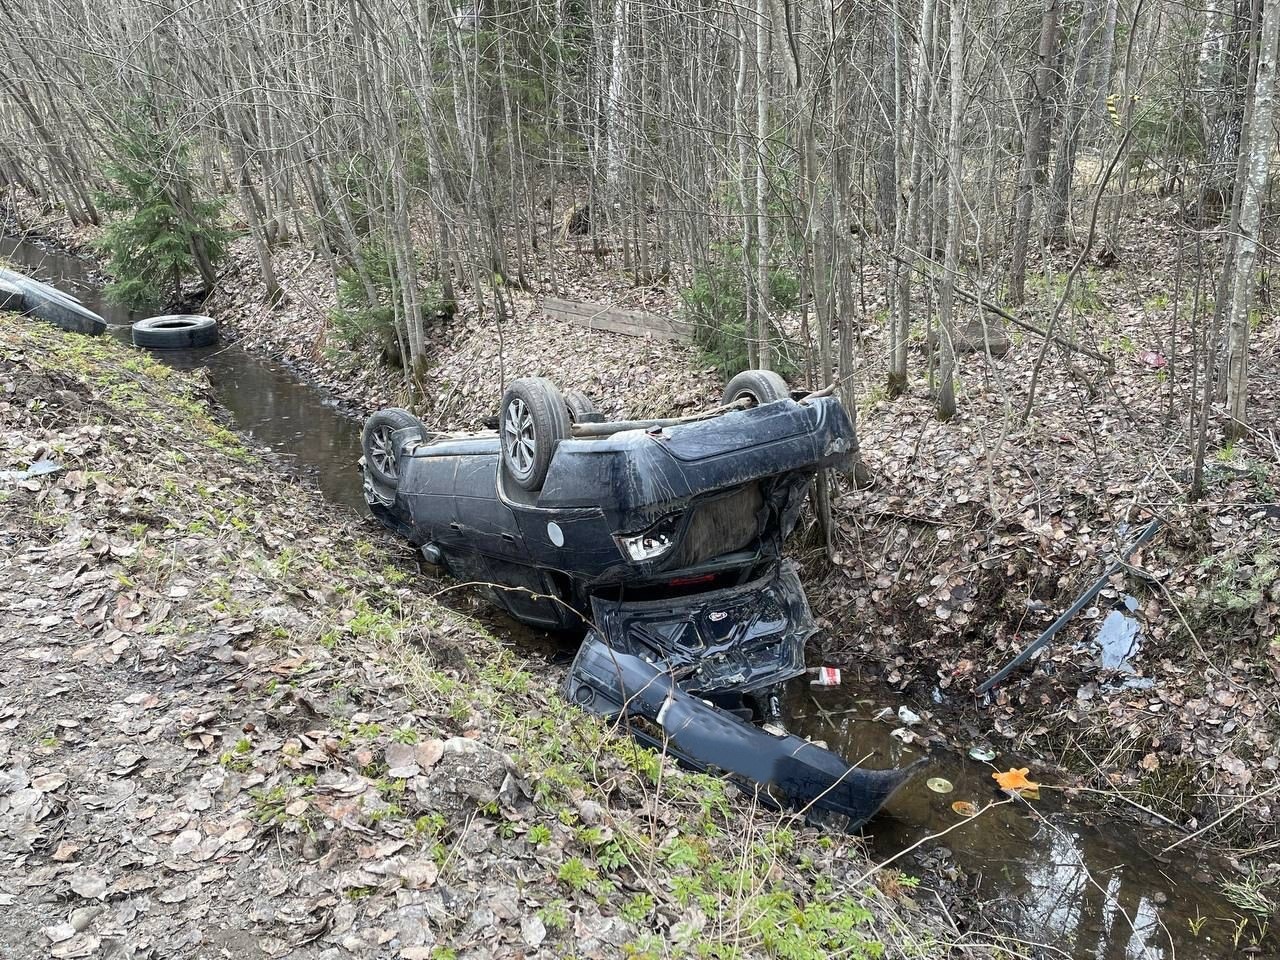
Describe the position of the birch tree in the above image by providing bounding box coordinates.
[1224,0,1278,434]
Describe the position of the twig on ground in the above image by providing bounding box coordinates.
[1161,783,1280,854]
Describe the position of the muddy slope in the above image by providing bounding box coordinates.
[0,315,975,960]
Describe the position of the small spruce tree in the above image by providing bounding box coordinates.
[95,119,229,306]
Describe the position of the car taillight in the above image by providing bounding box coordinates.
[615,514,681,562]
[668,573,715,586]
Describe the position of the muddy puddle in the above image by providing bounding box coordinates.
[4,236,1273,959]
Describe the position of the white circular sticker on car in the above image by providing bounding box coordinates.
[546,521,565,547]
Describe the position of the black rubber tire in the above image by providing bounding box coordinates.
[363,408,422,488]
[500,377,570,492]
[722,369,790,407]
[563,389,601,424]
[132,314,219,349]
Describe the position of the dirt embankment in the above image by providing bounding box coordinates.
[1,315,968,959]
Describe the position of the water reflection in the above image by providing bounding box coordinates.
[785,677,1260,959]
[1,235,368,511]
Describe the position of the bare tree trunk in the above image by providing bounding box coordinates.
[890,0,938,394]
[604,0,627,198]
[755,0,774,370]
[1224,0,1278,435]
[1045,0,1104,246]
[1008,0,1061,304]
[736,16,758,369]
[1089,0,1120,136]
[230,138,282,304]
[936,0,964,420]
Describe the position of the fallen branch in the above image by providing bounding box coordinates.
[1161,782,1280,854]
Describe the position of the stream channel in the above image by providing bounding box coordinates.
[4,235,1272,960]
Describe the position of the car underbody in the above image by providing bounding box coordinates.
[363,374,922,827]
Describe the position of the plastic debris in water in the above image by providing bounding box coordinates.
[968,745,996,762]
[809,666,842,687]
[993,767,1040,796]
[951,801,978,816]
[926,777,954,794]
[897,705,922,725]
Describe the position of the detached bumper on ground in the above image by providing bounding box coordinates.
[565,634,924,829]
[0,267,106,335]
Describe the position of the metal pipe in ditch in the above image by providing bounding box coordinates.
[975,517,1163,696]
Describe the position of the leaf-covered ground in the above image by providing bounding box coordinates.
[0,315,975,959]
[6,186,1277,888]
[172,197,1280,854]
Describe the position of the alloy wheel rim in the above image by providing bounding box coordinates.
[504,397,536,478]
[370,424,398,479]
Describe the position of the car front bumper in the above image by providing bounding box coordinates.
[563,634,924,828]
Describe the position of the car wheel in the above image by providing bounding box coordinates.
[363,408,421,487]
[500,377,570,492]
[563,389,601,424]
[131,314,219,349]
[722,369,790,407]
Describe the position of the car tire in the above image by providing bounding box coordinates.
[723,369,790,407]
[132,314,219,349]
[563,389,602,424]
[363,408,421,487]
[500,377,570,492]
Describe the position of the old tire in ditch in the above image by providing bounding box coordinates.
[563,389,603,425]
[500,377,570,493]
[722,369,790,407]
[363,407,422,488]
[132,314,219,349]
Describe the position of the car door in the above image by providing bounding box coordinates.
[452,454,524,555]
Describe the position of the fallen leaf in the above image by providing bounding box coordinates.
[51,935,99,959]
[399,859,438,890]
[69,872,107,900]
[171,829,201,856]
[415,740,444,769]
[31,773,68,793]
[70,906,102,932]
[52,842,81,862]
[43,923,77,944]
[993,767,1040,792]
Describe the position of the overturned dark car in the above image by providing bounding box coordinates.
[362,370,921,827]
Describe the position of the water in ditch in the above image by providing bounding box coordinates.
[0,235,368,511]
[3,235,1272,960]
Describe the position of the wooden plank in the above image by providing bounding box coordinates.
[541,297,690,341]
